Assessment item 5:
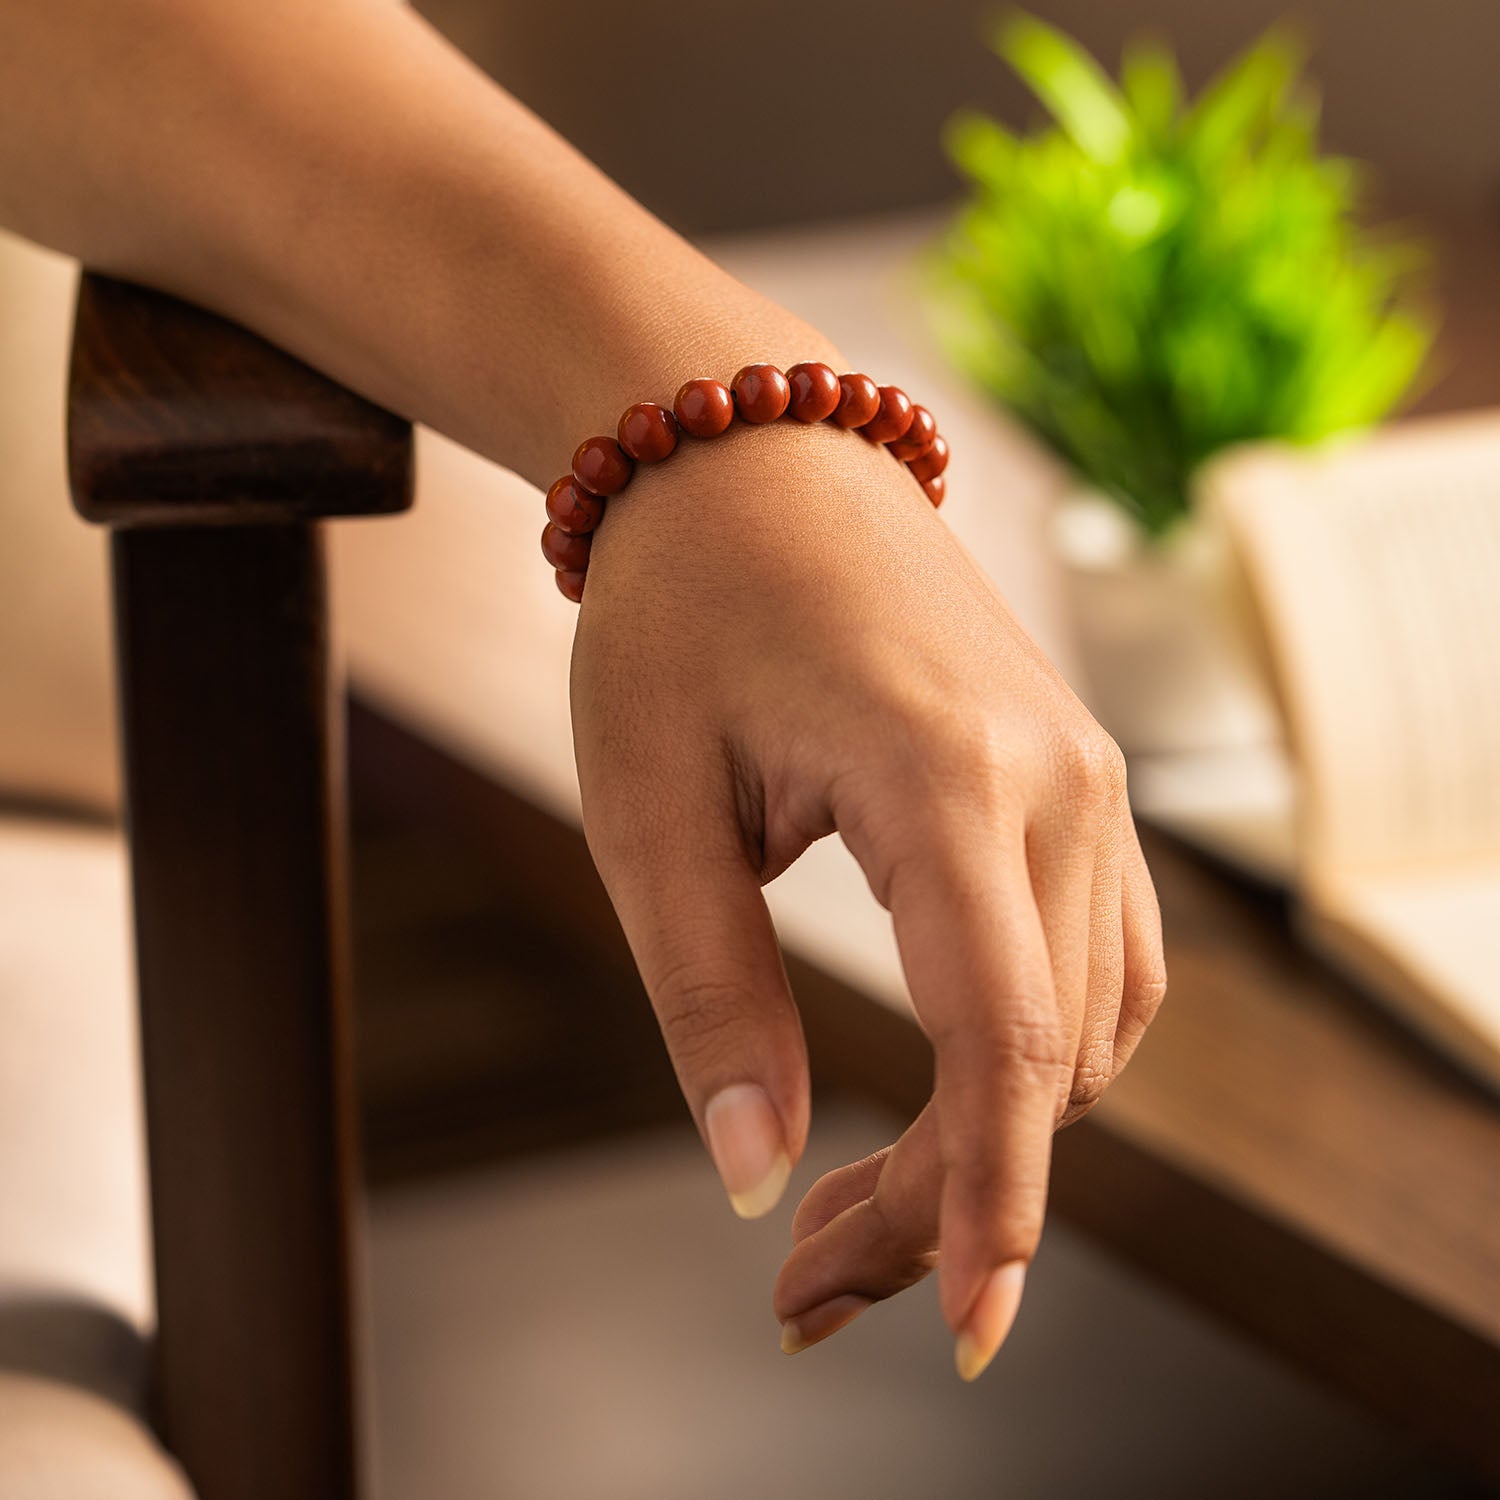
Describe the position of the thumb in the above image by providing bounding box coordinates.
[592,832,810,1219]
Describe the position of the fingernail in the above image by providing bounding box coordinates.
[955,1261,1027,1382]
[703,1083,790,1219]
[780,1295,872,1354]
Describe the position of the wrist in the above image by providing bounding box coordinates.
[513,280,847,486]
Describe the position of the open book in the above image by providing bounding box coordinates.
[1207,413,1500,1091]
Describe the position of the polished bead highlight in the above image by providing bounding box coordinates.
[542,521,591,572]
[889,405,937,461]
[572,436,634,496]
[832,372,880,428]
[786,361,842,422]
[555,568,587,603]
[923,474,946,507]
[617,401,679,463]
[674,377,736,438]
[731,363,792,424]
[908,433,950,483]
[860,386,914,444]
[545,474,605,536]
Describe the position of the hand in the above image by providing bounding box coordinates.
[570,413,1165,1379]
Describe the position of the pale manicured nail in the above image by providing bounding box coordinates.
[781,1294,873,1354]
[955,1261,1027,1382]
[703,1083,790,1219]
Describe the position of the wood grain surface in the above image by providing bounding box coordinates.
[68,274,412,528]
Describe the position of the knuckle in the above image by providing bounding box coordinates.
[1067,1050,1113,1115]
[936,1003,1070,1090]
[883,697,1021,817]
[844,698,1033,905]
[1118,975,1170,1051]
[1114,972,1169,1074]
[932,995,1061,1067]
[1136,974,1170,1007]
[946,733,1024,824]
[1057,725,1128,812]
[996,1007,1069,1075]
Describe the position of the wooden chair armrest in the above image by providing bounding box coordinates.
[62,271,410,1499]
[68,273,413,529]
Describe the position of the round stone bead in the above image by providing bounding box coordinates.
[731,363,791,424]
[888,405,937,462]
[860,386,915,444]
[541,521,591,573]
[572,436,633,496]
[617,401,679,463]
[555,568,587,603]
[786,361,842,422]
[674,378,736,438]
[907,433,950,484]
[832,372,881,428]
[922,474,946,508]
[545,475,605,536]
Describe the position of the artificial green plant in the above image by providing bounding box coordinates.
[935,14,1434,537]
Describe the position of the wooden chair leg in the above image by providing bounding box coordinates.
[112,524,361,1500]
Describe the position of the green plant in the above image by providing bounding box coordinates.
[934,14,1434,537]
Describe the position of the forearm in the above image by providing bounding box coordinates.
[0,0,837,484]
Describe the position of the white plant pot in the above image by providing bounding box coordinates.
[1052,490,1283,760]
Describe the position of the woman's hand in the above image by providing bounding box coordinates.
[571,412,1166,1378]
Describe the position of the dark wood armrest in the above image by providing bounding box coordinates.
[64,273,412,1499]
[68,273,413,528]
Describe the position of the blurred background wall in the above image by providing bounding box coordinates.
[416,0,1499,234]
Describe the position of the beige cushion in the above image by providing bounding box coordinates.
[0,1373,192,1500]
[0,816,185,1495]
[0,231,119,815]
[0,817,150,1323]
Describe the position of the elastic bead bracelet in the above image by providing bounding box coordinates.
[540,362,951,603]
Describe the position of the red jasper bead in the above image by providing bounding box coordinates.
[907,433,950,484]
[731,363,791,424]
[786,361,842,422]
[860,386,914,444]
[922,474,946,507]
[888,405,937,462]
[674,378,736,438]
[832,372,881,428]
[542,521,591,572]
[555,568,587,603]
[572,436,633,496]
[545,475,605,536]
[617,401,679,463]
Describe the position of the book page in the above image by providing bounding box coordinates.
[1209,414,1500,875]
[1306,863,1500,1089]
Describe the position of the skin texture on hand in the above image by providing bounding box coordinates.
[574,420,1167,1377]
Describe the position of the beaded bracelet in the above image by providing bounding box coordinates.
[540,362,951,602]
